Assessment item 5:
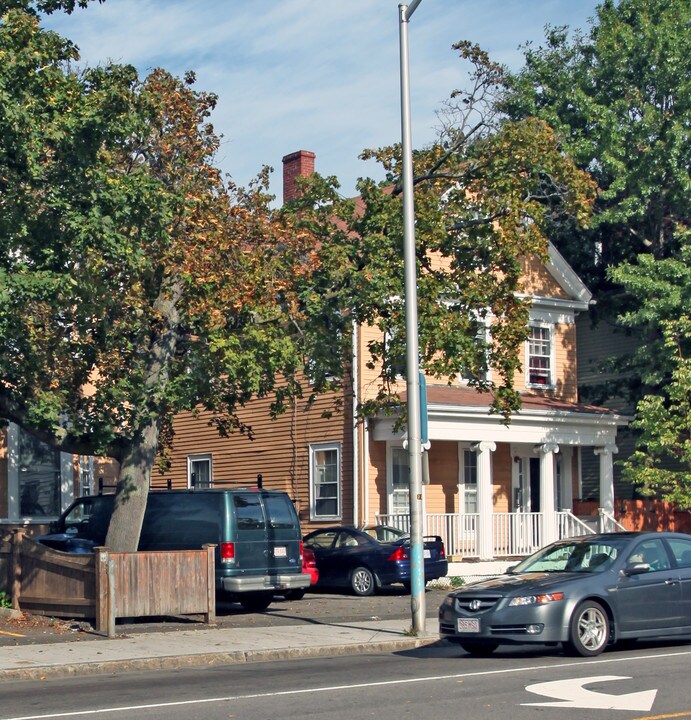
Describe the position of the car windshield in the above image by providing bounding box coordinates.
[509,539,627,574]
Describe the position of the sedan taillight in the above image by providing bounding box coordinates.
[387,546,409,562]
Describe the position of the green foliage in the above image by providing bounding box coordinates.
[287,43,594,420]
[502,0,690,294]
[612,240,691,506]
[501,0,691,505]
[0,6,342,551]
[0,591,11,608]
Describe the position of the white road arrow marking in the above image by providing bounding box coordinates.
[523,675,657,711]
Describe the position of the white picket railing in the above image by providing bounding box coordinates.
[375,509,599,559]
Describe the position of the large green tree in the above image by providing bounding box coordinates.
[0,4,338,550]
[500,0,691,502]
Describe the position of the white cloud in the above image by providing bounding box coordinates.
[45,0,599,200]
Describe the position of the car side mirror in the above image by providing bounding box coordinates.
[505,565,516,574]
[623,562,651,576]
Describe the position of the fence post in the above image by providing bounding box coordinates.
[94,547,114,637]
[203,544,216,624]
[10,529,23,610]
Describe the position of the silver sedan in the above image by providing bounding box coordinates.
[439,531,691,657]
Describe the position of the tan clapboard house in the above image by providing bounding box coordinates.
[147,151,628,560]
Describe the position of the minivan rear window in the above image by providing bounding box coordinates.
[264,494,297,529]
[234,494,265,530]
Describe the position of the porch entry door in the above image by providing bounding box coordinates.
[514,457,541,512]
[390,447,410,515]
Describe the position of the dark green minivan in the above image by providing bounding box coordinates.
[39,488,311,611]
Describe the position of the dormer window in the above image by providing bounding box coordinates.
[527,325,553,387]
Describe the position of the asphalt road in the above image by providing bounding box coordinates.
[2,636,691,720]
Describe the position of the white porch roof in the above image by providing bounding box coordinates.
[372,384,628,448]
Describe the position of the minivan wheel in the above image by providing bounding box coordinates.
[350,566,375,596]
[565,600,609,657]
[283,589,306,601]
[240,592,273,612]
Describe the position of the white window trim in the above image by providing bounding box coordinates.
[457,445,478,513]
[187,454,213,489]
[5,422,73,523]
[386,443,411,516]
[309,441,341,521]
[525,322,556,389]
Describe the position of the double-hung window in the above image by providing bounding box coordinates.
[461,449,478,513]
[527,325,553,387]
[188,454,212,488]
[6,422,72,521]
[310,442,341,520]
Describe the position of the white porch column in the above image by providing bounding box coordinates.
[561,447,573,510]
[594,445,618,517]
[535,442,559,546]
[471,441,496,560]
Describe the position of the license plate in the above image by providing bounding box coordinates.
[424,549,431,559]
[274,546,287,557]
[457,618,480,633]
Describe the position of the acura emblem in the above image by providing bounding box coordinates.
[469,599,482,611]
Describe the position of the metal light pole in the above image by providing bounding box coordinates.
[399,0,425,635]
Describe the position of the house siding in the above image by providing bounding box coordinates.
[155,386,353,532]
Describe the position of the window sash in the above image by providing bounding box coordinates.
[528,326,552,385]
[311,444,341,520]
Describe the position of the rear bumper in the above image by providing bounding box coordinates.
[222,573,312,594]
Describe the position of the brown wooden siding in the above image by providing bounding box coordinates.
[155,388,353,532]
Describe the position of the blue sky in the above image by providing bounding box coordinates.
[45,0,601,201]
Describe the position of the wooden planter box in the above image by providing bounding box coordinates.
[2,530,215,637]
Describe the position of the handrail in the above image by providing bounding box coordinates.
[598,508,627,532]
[562,509,597,535]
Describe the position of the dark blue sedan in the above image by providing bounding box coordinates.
[303,525,448,596]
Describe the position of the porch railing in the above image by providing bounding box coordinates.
[375,510,598,559]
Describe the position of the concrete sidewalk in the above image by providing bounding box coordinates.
[0,618,441,682]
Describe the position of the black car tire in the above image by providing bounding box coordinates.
[458,640,499,657]
[565,600,610,657]
[283,589,306,601]
[240,591,273,612]
[350,566,375,596]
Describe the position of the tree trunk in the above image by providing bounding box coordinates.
[104,277,182,552]
[104,420,160,552]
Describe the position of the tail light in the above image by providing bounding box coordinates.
[221,541,235,563]
[387,546,409,562]
[440,542,446,559]
[303,546,317,569]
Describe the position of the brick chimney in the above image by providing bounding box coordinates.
[282,150,316,204]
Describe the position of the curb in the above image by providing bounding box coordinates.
[0,636,441,683]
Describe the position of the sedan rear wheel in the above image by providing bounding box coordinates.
[350,566,375,596]
[565,600,609,657]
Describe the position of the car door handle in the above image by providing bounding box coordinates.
[664,579,679,585]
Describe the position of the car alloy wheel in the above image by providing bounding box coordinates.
[350,566,375,596]
[566,600,609,657]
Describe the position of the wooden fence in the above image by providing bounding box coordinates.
[1,530,215,637]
